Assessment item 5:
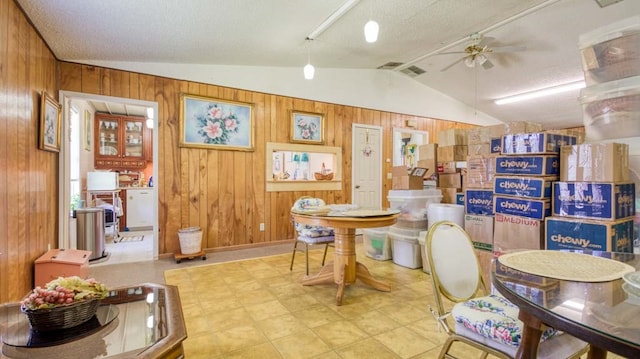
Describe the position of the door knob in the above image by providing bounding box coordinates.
[355,185,360,189]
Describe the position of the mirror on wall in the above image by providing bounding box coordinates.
[392,128,429,168]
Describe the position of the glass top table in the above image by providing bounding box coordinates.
[492,250,640,359]
[1,283,186,359]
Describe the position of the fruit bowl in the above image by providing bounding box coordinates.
[20,276,108,331]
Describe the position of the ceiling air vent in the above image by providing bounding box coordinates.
[377,62,403,70]
[400,65,426,77]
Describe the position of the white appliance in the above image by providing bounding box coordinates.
[126,189,154,229]
[87,172,119,191]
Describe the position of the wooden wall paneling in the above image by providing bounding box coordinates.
[251,92,266,244]
[161,77,182,255]
[218,150,234,247]
[204,85,220,249]
[58,62,82,92]
[183,82,201,237]
[81,65,101,94]
[0,0,9,302]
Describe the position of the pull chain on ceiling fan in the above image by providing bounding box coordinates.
[439,33,526,72]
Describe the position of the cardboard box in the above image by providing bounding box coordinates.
[439,172,462,188]
[494,176,556,198]
[467,143,491,155]
[440,187,459,204]
[416,159,436,179]
[418,144,437,160]
[490,137,502,153]
[495,155,560,176]
[560,143,629,182]
[437,128,467,146]
[437,161,459,174]
[503,121,543,135]
[465,189,494,215]
[392,166,425,190]
[501,132,577,154]
[456,192,465,205]
[493,213,544,252]
[437,145,468,162]
[552,182,636,221]
[466,155,497,189]
[545,216,634,252]
[464,214,494,251]
[488,124,507,138]
[494,195,551,220]
[467,127,491,145]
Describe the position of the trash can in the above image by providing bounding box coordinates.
[178,226,202,255]
[74,207,106,261]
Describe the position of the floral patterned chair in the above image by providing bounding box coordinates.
[425,221,588,359]
[290,196,335,275]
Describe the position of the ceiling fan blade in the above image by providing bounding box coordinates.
[482,58,494,70]
[440,57,465,71]
[437,51,468,55]
[491,45,527,53]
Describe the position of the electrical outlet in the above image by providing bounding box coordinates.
[387,172,393,179]
[259,223,265,231]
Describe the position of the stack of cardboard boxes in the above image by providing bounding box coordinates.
[492,130,577,253]
[436,129,467,203]
[546,143,635,252]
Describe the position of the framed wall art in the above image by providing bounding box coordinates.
[39,91,61,152]
[291,110,324,144]
[179,93,254,151]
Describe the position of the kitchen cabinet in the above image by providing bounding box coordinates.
[94,113,150,169]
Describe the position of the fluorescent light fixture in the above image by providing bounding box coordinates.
[494,80,585,105]
[364,20,379,43]
[307,0,361,40]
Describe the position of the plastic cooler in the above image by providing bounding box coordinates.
[387,189,442,220]
[387,225,422,269]
[417,231,430,274]
[363,227,391,260]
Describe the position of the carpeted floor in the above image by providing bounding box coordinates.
[163,245,485,359]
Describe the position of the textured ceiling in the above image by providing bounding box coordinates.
[16,0,639,129]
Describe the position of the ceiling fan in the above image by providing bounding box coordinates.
[439,33,526,72]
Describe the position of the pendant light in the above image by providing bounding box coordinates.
[364,20,379,43]
[303,38,315,80]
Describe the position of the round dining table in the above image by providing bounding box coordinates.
[290,210,399,306]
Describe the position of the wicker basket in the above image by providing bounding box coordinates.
[178,227,203,254]
[21,297,101,332]
[314,172,334,181]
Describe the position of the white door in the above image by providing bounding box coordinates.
[352,125,383,209]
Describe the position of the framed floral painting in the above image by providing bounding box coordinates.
[291,111,324,144]
[39,91,61,152]
[179,93,254,151]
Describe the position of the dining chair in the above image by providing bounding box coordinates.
[425,220,589,359]
[290,196,335,275]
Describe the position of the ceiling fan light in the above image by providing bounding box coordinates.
[304,63,315,80]
[476,54,487,65]
[464,57,475,68]
[364,20,379,43]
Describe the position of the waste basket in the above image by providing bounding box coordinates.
[74,207,106,261]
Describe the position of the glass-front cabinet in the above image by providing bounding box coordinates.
[95,113,148,169]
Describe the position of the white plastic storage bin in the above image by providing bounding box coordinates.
[388,189,442,220]
[417,231,430,274]
[363,227,392,260]
[580,75,640,141]
[388,226,422,269]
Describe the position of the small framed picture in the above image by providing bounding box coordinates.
[291,111,324,144]
[39,91,61,152]
[411,167,427,177]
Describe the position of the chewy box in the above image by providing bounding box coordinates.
[552,182,636,221]
[501,132,577,154]
[495,155,559,176]
[494,176,556,199]
[545,216,634,252]
[494,195,551,220]
[464,189,494,216]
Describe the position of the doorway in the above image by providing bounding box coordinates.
[352,124,383,209]
[58,91,159,261]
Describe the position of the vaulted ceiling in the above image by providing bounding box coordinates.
[17,0,638,129]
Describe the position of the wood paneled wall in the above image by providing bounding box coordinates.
[58,62,476,260]
[1,0,474,303]
[1,0,60,303]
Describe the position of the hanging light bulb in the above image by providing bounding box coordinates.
[364,20,379,43]
[304,39,315,80]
